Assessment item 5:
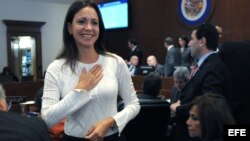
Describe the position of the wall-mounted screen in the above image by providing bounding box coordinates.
[98,0,129,30]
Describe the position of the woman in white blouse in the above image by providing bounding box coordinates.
[41,1,140,141]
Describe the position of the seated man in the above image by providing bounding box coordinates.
[0,84,51,141]
[128,55,140,76]
[0,66,19,82]
[137,73,164,100]
[124,73,170,141]
[170,67,190,104]
[168,67,190,138]
[147,55,165,77]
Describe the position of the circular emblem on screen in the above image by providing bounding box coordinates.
[178,0,212,26]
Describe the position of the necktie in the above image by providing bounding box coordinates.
[129,65,134,71]
[190,64,198,78]
[129,65,135,76]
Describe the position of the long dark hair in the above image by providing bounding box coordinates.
[190,94,235,141]
[177,35,189,48]
[57,0,106,72]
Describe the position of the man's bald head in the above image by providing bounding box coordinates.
[147,55,158,67]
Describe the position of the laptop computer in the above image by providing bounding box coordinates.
[138,66,154,76]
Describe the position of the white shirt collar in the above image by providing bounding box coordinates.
[168,45,174,51]
[132,46,137,51]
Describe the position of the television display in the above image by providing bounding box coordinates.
[139,66,154,76]
[98,0,129,30]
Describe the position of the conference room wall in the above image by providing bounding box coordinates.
[97,0,250,65]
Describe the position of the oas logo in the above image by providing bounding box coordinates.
[178,0,214,26]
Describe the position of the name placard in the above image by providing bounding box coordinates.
[6,96,26,104]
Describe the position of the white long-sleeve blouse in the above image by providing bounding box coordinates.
[41,54,140,138]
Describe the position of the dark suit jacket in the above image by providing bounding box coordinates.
[170,87,181,104]
[124,93,170,141]
[153,64,165,77]
[174,53,232,141]
[0,111,51,141]
[137,93,161,100]
[128,47,143,65]
[164,46,182,76]
[219,41,250,124]
[177,53,231,116]
[128,65,141,76]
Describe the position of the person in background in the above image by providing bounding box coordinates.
[215,25,223,39]
[128,55,140,76]
[41,1,140,141]
[127,38,143,65]
[164,36,182,77]
[170,67,190,104]
[137,73,163,100]
[215,25,223,51]
[186,93,235,141]
[170,23,232,141]
[0,84,51,141]
[177,35,193,69]
[167,67,190,139]
[146,55,165,77]
[125,73,170,141]
[0,66,19,82]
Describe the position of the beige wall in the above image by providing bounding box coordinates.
[0,0,77,73]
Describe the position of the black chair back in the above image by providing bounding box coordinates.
[219,41,250,124]
[123,99,170,141]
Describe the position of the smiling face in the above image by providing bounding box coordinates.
[186,105,202,138]
[68,6,99,49]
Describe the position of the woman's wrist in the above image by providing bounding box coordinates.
[105,117,116,129]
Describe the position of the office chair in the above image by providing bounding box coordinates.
[219,41,250,124]
[123,99,170,141]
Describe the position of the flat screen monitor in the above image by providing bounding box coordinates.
[98,0,129,30]
[139,66,154,76]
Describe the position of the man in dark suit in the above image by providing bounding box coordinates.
[0,84,51,141]
[134,73,170,141]
[219,41,250,124]
[128,38,143,65]
[164,36,182,77]
[170,67,190,104]
[170,23,232,141]
[146,55,165,77]
[128,55,141,76]
[137,73,163,100]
